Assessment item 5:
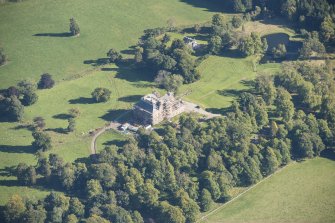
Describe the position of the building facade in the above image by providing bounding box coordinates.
[133,92,184,125]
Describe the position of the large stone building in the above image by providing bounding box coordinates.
[133,92,184,125]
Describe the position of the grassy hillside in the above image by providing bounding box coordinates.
[0,0,216,88]
[203,157,335,223]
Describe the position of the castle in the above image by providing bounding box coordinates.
[133,92,184,125]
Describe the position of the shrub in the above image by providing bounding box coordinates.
[194,24,201,33]
[67,118,76,132]
[107,48,122,63]
[38,73,55,89]
[68,108,81,118]
[232,16,243,28]
[4,96,24,121]
[33,116,46,130]
[272,44,287,59]
[91,88,111,103]
[32,130,52,151]
[0,48,8,66]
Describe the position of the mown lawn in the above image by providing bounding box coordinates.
[0,0,216,88]
[96,129,128,153]
[203,157,335,223]
[181,55,280,110]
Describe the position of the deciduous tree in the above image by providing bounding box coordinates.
[275,87,295,122]
[272,44,287,59]
[199,189,213,212]
[5,96,24,121]
[107,48,122,63]
[91,88,111,103]
[32,130,52,151]
[38,73,55,89]
[3,194,26,222]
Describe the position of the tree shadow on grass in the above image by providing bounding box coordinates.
[85,55,155,82]
[320,149,335,161]
[0,166,16,177]
[193,34,210,42]
[220,49,244,59]
[103,139,127,147]
[33,32,72,37]
[120,49,135,55]
[114,63,155,83]
[0,179,21,187]
[182,26,212,35]
[131,83,156,88]
[100,109,130,122]
[69,97,94,104]
[116,67,154,82]
[0,115,15,123]
[10,124,34,131]
[74,156,93,165]
[53,113,72,120]
[101,67,118,72]
[206,106,233,115]
[0,145,35,154]
[118,95,142,103]
[83,58,110,66]
[240,79,255,88]
[45,128,67,134]
[217,88,251,97]
[179,0,234,13]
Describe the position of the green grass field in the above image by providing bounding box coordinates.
[0,0,216,89]
[203,157,335,223]
[96,129,127,153]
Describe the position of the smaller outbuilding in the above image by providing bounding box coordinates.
[183,36,199,50]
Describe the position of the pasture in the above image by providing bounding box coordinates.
[202,157,335,223]
[96,129,127,153]
[0,0,217,89]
